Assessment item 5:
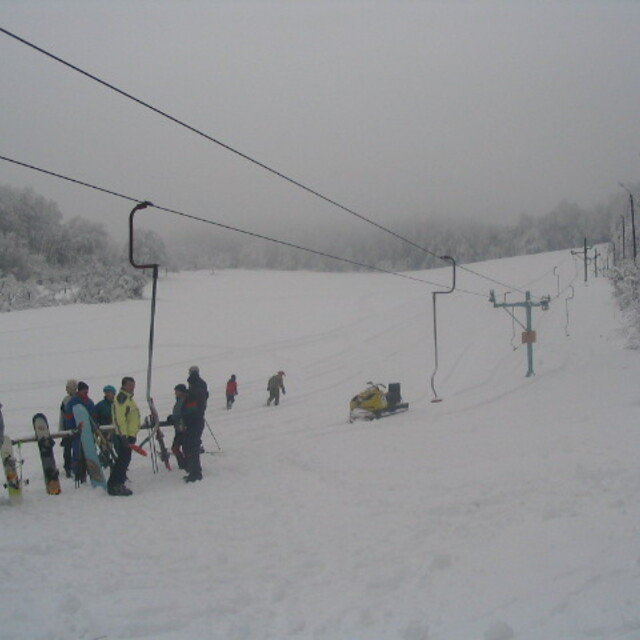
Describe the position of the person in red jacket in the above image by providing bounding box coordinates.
[225,374,238,410]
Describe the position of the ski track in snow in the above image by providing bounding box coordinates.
[2,253,640,639]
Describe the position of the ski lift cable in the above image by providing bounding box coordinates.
[501,304,527,332]
[153,203,444,286]
[516,253,572,291]
[0,154,457,289]
[0,27,443,260]
[0,154,528,301]
[0,26,537,298]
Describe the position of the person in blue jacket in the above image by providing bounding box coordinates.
[66,381,97,483]
[95,385,116,426]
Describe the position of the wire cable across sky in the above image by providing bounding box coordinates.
[0,153,476,291]
[0,25,530,297]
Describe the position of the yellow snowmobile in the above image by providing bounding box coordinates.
[348,382,409,423]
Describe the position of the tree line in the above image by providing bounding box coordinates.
[171,192,626,273]
[0,185,167,311]
[0,181,635,311]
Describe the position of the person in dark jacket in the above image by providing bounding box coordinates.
[168,383,187,470]
[95,385,116,426]
[267,371,286,406]
[187,366,208,410]
[59,379,77,478]
[183,366,208,482]
[225,374,238,410]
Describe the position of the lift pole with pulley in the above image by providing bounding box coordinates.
[489,289,551,377]
[430,256,456,402]
[128,200,162,472]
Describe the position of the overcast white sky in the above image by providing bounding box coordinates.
[2,1,640,242]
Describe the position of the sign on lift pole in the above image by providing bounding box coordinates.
[489,289,551,377]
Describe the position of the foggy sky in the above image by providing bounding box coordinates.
[2,1,640,244]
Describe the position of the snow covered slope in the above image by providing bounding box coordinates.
[2,248,639,640]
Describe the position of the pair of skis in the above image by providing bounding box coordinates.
[139,399,171,472]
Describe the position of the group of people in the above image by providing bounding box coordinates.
[166,366,209,483]
[58,365,211,496]
[59,376,143,496]
[50,367,286,497]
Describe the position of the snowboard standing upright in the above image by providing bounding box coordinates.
[32,413,61,495]
[1,435,23,504]
[72,404,107,491]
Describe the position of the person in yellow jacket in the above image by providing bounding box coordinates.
[108,376,141,496]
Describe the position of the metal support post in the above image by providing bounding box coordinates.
[489,289,551,378]
[619,183,637,261]
[524,292,534,377]
[571,240,593,284]
[430,256,456,402]
[128,200,161,472]
[565,285,574,336]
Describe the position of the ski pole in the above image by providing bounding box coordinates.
[204,418,222,452]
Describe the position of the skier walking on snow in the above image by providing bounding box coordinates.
[226,374,238,410]
[267,371,286,406]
